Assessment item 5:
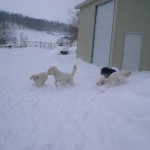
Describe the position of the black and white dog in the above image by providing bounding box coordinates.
[101,67,116,78]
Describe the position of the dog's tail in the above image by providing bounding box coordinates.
[71,65,77,77]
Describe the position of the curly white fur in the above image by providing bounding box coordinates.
[96,71,131,87]
[47,65,77,87]
[29,72,48,86]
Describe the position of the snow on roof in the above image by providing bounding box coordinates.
[75,0,96,9]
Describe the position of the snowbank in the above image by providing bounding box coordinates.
[0,47,150,150]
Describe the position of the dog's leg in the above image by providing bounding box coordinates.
[54,80,58,87]
[68,78,74,86]
[41,79,46,85]
[29,76,33,80]
[60,80,67,86]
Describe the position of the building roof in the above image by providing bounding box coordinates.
[75,0,96,9]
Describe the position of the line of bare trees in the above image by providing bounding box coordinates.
[0,10,79,46]
[0,22,17,45]
[68,10,79,43]
[0,11,69,33]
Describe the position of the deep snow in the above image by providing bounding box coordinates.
[17,29,64,43]
[0,46,150,150]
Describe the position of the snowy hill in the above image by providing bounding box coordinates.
[17,29,64,43]
[0,45,150,150]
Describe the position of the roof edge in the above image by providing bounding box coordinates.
[75,0,95,9]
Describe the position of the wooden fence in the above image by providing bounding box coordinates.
[25,41,57,49]
[0,41,58,49]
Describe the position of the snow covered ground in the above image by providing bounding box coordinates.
[0,46,150,150]
[17,29,63,43]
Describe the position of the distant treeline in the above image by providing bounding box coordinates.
[0,10,69,33]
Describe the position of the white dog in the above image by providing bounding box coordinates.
[96,71,131,87]
[29,72,48,86]
[47,65,77,87]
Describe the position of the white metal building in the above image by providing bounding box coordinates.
[76,0,150,71]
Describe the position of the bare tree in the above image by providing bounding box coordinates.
[68,10,79,43]
[20,32,28,46]
[0,22,8,45]
[0,22,16,45]
[0,11,69,34]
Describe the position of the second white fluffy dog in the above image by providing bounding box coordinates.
[47,65,77,87]
[29,72,48,86]
[96,71,131,87]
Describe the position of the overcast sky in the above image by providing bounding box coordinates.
[0,0,84,23]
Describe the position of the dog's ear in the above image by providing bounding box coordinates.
[101,80,105,85]
[47,66,56,74]
[52,66,57,71]
[29,75,33,80]
[99,79,105,85]
[126,71,132,77]
[128,71,132,75]
[96,80,101,86]
[73,65,77,68]
[53,66,57,69]
[96,81,100,86]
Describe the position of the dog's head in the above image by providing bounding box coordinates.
[47,66,57,75]
[101,67,116,76]
[122,71,132,78]
[101,67,109,75]
[96,79,106,86]
[29,74,39,81]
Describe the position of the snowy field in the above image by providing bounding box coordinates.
[0,46,150,150]
[17,29,63,43]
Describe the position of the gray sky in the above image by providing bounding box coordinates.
[0,0,84,23]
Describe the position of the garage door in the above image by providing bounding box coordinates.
[92,0,114,67]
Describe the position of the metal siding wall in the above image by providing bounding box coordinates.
[140,2,150,70]
[77,0,150,70]
[111,0,150,70]
[76,4,95,62]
